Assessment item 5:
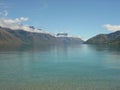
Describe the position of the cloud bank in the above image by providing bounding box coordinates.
[0,17,29,29]
[0,17,49,34]
[103,24,120,31]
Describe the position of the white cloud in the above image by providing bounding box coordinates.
[103,24,120,31]
[0,17,49,34]
[15,17,29,23]
[0,17,29,29]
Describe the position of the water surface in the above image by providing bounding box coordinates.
[0,45,120,90]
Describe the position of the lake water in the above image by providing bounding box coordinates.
[0,44,120,90]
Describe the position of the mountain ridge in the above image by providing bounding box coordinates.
[85,31,120,45]
[0,27,84,47]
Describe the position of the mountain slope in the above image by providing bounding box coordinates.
[57,37,84,45]
[0,28,23,45]
[0,27,58,46]
[85,31,120,45]
[0,27,83,47]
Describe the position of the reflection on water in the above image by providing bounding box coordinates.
[0,44,120,90]
[84,44,120,70]
[88,44,120,53]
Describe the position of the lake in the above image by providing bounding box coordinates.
[0,44,120,90]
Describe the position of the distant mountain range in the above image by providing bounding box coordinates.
[0,27,83,47]
[1,26,120,47]
[85,31,120,45]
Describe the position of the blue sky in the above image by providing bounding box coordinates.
[1,0,120,40]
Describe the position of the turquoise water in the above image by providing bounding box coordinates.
[0,45,120,90]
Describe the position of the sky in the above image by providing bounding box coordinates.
[0,0,120,40]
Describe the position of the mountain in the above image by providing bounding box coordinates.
[0,28,23,46]
[0,27,58,46]
[0,27,83,47]
[85,31,120,45]
[57,37,84,45]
